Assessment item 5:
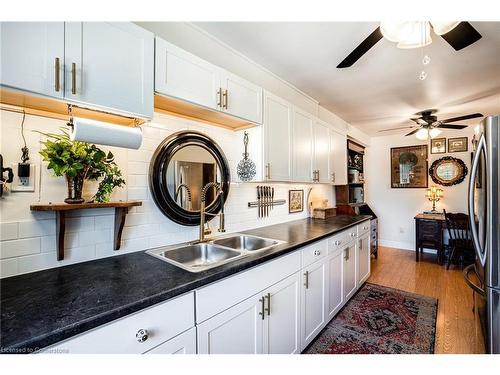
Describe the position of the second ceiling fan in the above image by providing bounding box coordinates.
[337,21,482,68]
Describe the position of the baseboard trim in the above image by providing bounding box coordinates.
[379,239,438,254]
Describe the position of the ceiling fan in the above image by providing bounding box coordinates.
[337,21,482,68]
[378,110,484,140]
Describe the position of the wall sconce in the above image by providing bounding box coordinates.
[425,186,443,213]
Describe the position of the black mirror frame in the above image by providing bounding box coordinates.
[429,156,468,186]
[149,131,231,226]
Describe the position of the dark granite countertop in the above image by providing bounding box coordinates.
[0,215,370,352]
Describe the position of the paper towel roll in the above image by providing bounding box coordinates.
[70,117,143,150]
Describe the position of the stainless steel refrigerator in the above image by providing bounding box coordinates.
[467,114,500,353]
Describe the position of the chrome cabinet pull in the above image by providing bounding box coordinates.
[216,88,222,107]
[54,57,60,92]
[71,62,77,95]
[265,293,271,316]
[222,89,228,109]
[334,240,341,246]
[304,271,309,289]
[344,248,349,261]
[316,170,320,181]
[331,172,335,183]
[265,163,271,179]
[135,329,149,343]
[359,240,362,251]
[314,250,321,256]
[259,296,265,320]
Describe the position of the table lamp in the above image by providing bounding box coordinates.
[425,186,443,213]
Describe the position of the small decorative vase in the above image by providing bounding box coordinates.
[64,172,86,204]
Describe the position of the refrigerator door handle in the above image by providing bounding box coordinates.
[463,264,486,297]
[468,134,488,267]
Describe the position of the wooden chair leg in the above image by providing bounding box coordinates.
[446,246,456,270]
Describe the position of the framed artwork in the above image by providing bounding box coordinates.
[430,137,446,154]
[448,137,468,153]
[390,145,428,188]
[288,189,304,213]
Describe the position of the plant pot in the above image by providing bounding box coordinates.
[64,172,86,204]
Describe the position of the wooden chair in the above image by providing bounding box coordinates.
[443,210,475,270]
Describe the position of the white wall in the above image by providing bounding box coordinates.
[365,127,475,250]
[0,110,334,278]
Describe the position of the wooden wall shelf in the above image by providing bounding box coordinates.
[30,201,142,261]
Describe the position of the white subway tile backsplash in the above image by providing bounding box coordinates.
[127,187,148,200]
[95,215,114,230]
[18,220,56,238]
[79,230,112,246]
[1,237,41,259]
[66,217,94,233]
[127,161,149,175]
[0,222,18,241]
[0,258,19,278]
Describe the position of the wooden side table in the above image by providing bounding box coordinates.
[414,213,446,264]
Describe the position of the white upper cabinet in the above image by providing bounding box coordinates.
[313,120,330,183]
[292,108,314,182]
[155,37,220,110]
[65,22,154,118]
[1,22,65,99]
[220,71,263,123]
[263,91,292,181]
[329,128,348,185]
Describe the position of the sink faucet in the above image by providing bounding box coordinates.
[199,182,225,242]
[175,183,192,210]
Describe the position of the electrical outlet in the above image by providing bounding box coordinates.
[11,163,36,192]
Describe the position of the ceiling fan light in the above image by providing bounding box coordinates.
[430,21,460,35]
[380,21,414,43]
[429,128,443,138]
[416,128,429,140]
[396,22,432,49]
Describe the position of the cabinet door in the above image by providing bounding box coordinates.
[64,22,154,118]
[155,37,220,111]
[357,233,371,285]
[0,22,64,99]
[263,92,292,181]
[292,108,314,182]
[263,273,301,354]
[313,120,330,183]
[197,295,264,354]
[343,243,357,300]
[329,129,348,185]
[221,71,262,123]
[301,260,327,348]
[327,251,344,320]
[145,327,196,354]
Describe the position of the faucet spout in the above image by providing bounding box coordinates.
[199,182,225,242]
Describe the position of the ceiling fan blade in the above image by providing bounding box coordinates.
[441,113,483,123]
[336,27,383,68]
[405,128,421,136]
[378,126,417,133]
[440,22,482,51]
[437,124,468,129]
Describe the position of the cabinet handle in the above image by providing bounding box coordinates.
[350,232,356,237]
[334,240,341,246]
[265,292,271,316]
[359,240,362,251]
[54,57,60,92]
[265,163,271,179]
[222,89,228,109]
[316,170,320,182]
[344,248,349,261]
[314,250,321,256]
[304,271,309,289]
[216,88,222,107]
[71,62,77,95]
[331,172,335,183]
[135,328,149,343]
[259,296,265,320]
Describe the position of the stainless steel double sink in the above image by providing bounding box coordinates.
[146,234,285,272]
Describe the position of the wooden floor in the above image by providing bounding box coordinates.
[368,246,485,354]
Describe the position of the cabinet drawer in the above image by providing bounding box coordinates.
[301,239,327,267]
[46,292,195,354]
[327,231,349,255]
[345,226,358,241]
[357,221,370,236]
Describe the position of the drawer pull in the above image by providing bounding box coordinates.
[334,240,341,246]
[314,250,321,256]
[363,226,368,230]
[350,232,356,237]
[265,292,271,316]
[135,328,149,343]
[259,296,265,320]
[304,271,309,289]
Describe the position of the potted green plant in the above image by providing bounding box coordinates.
[38,129,125,204]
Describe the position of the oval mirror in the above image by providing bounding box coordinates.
[149,131,230,226]
[429,156,468,186]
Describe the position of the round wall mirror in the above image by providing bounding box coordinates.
[149,131,231,226]
[429,156,468,186]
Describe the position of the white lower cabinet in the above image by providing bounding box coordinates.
[357,233,371,285]
[343,242,358,301]
[327,250,344,320]
[197,295,264,354]
[300,259,327,349]
[145,327,196,354]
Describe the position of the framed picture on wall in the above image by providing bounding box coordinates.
[288,190,304,213]
[448,137,468,153]
[430,137,446,154]
[390,145,428,188]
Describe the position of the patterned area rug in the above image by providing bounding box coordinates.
[305,283,438,354]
